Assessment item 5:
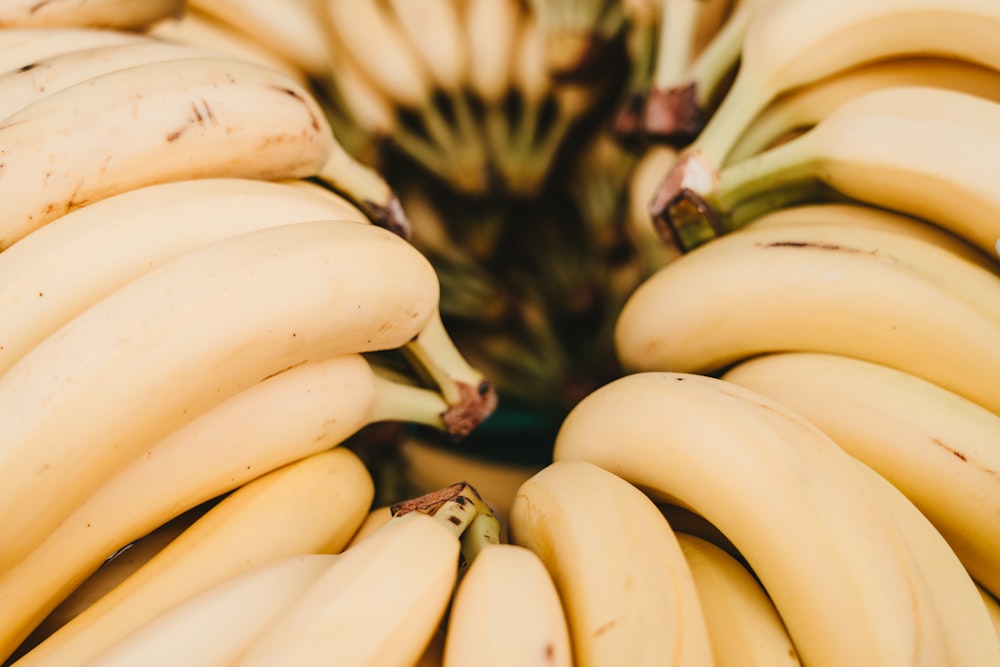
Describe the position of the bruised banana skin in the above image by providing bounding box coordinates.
[232,510,461,667]
[11,448,374,667]
[0,354,444,660]
[553,372,951,667]
[614,221,1000,416]
[0,0,184,30]
[0,176,367,378]
[0,55,395,249]
[509,460,715,667]
[722,351,1000,598]
[0,220,439,572]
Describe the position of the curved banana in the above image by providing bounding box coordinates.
[386,0,466,93]
[13,447,374,667]
[676,533,800,667]
[443,542,572,667]
[0,354,454,655]
[553,371,950,667]
[704,86,1000,258]
[729,56,1000,162]
[462,0,521,104]
[83,554,338,667]
[186,0,332,79]
[722,351,1000,597]
[0,26,152,74]
[0,54,405,248]
[0,220,439,571]
[0,177,366,377]
[508,459,714,667]
[651,0,1000,233]
[614,220,1000,415]
[0,0,183,30]
[230,487,483,667]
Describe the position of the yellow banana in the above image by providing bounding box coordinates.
[0,0,183,30]
[553,371,950,667]
[508,459,714,667]
[0,26,152,74]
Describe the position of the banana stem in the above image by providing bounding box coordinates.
[316,145,411,239]
[390,482,492,541]
[714,132,817,214]
[459,511,503,566]
[367,374,450,432]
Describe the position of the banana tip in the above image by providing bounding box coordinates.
[442,380,499,440]
[365,195,412,240]
[643,83,704,147]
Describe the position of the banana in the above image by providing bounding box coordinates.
[345,506,394,549]
[675,533,800,667]
[627,144,682,273]
[0,54,406,248]
[613,220,1000,416]
[82,554,338,667]
[853,458,1000,665]
[525,0,625,80]
[462,0,521,104]
[508,459,714,667]
[694,86,1000,258]
[386,0,466,93]
[229,485,488,667]
[0,219,439,571]
[12,447,374,667]
[0,354,454,655]
[721,351,1000,597]
[186,0,332,79]
[729,56,1000,162]
[651,0,1000,233]
[553,371,950,667]
[0,0,183,30]
[442,543,573,667]
[0,176,367,378]
[0,26,153,73]
[146,7,310,84]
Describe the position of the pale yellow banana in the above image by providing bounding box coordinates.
[676,533,800,667]
[0,220,438,571]
[0,0,183,30]
[443,543,572,667]
[0,26,152,74]
[386,0,466,92]
[508,459,714,667]
[722,351,1000,597]
[13,448,373,666]
[553,371,950,667]
[614,220,1000,416]
[0,176,366,377]
[462,0,521,104]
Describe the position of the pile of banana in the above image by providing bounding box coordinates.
[4,0,1000,665]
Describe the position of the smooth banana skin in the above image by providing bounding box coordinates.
[652,0,1000,223]
[0,54,402,249]
[508,460,715,667]
[11,448,373,667]
[0,39,228,121]
[0,177,367,377]
[708,86,1000,259]
[853,458,1000,666]
[981,586,1000,637]
[0,220,439,572]
[0,26,152,73]
[84,554,338,667]
[0,355,450,656]
[0,0,183,30]
[614,221,1000,416]
[676,533,800,667]
[442,543,573,667]
[231,510,462,667]
[553,372,951,667]
[722,351,1000,597]
[729,56,1000,162]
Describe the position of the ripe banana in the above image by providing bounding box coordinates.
[83,554,338,667]
[0,176,367,377]
[613,220,1000,416]
[0,54,405,248]
[508,459,714,667]
[676,533,800,667]
[0,354,453,655]
[0,0,183,30]
[721,351,1000,597]
[652,0,1000,231]
[0,26,152,74]
[553,371,950,667]
[230,487,483,667]
[442,543,573,667]
[729,56,1000,162]
[13,447,373,667]
[703,86,1000,258]
[0,220,439,571]
[186,0,332,79]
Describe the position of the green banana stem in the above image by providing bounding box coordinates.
[390,482,494,542]
[459,511,503,567]
[316,144,411,239]
[367,371,450,433]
